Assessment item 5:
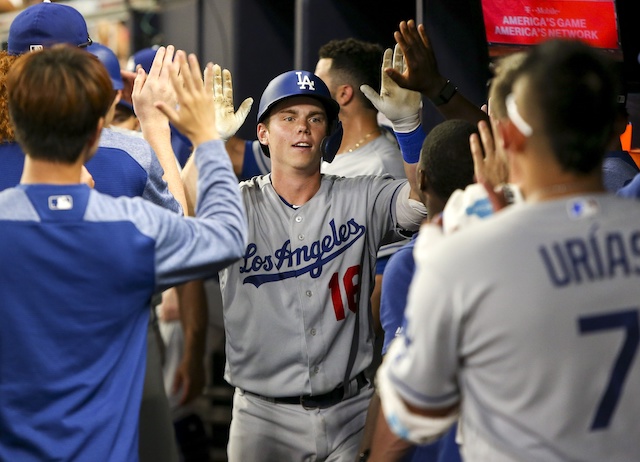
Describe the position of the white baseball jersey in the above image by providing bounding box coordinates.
[220,173,424,398]
[321,132,406,179]
[385,193,640,461]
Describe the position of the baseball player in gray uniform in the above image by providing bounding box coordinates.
[377,39,640,461]
[213,48,427,461]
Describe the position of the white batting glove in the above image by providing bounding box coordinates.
[205,64,253,140]
[361,44,422,133]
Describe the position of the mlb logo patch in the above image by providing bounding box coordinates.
[48,195,73,210]
[567,198,599,219]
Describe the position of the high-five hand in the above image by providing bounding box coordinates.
[204,64,253,140]
[155,52,218,147]
[360,44,422,133]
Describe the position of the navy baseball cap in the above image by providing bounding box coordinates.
[7,1,92,56]
[257,70,339,124]
[87,42,123,91]
[127,47,158,73]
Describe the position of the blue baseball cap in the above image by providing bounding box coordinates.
[7,1,92,56]
[257,70,339,124]
[257,70,342,162]
[127,47,159,74]
[87,42,123,91]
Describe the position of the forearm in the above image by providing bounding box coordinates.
[369,397,414,462]
[180,153,198,217]
[430,85,489,125]
[176,280,208,371]
[403,162,421,202]
[142,122,188,213]
[355,390,380,462]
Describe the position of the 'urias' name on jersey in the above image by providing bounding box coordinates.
[540,228,640,287]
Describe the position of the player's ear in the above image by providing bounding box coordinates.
[500,118,527,154]
[492,118,508,152]
[335,84,353,106]
[416,165,428,193]
[257,122,269,145]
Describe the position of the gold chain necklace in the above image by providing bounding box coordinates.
[346,129,379,153]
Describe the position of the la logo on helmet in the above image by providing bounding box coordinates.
[296,72,315,90]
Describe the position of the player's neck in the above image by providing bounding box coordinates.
[515,148,605,202]
[337,115,381,155]
[21,156,85,185]
[271,169,321,206]
[523,172,604,202]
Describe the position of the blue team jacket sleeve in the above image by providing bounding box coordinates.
[96,128,182,213]
[158,139,247,289]
[87,139,247,291]
[380,240,417,355]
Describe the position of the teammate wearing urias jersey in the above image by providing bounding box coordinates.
[210,51,428,460]
[378,39,640,461]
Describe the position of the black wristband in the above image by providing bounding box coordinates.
[429,80,457,106]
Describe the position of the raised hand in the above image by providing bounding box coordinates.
[132,45,177,128]
[470,120,509,211]
[360,44,422,133]
[386,20,447,99]
[204,64,253,140]
[155,52,219,147]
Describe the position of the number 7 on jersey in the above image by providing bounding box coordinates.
[578,309,639,430]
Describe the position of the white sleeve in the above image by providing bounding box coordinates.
[413,222,446,258]
[442,183,523,235]
[377,345,459,445]
[442,183,493,235]
[394,182,427,231]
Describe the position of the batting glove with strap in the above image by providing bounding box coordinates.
[361,44,422,133]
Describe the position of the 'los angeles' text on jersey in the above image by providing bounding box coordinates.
[240,218,366,287]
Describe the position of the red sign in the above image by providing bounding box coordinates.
[481,0,620,50]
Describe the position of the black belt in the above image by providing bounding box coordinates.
[245,372,369,409]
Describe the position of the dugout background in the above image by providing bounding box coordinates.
[157,0,491,140]
[154,0,639,145]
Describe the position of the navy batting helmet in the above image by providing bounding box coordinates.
[86,42,124,91]
[257,70,343,162]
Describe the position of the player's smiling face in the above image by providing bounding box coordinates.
[258,96,328,171]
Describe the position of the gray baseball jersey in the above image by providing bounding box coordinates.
[321,133,406,179]
[386,194,640,461]
[220,173,424,398]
